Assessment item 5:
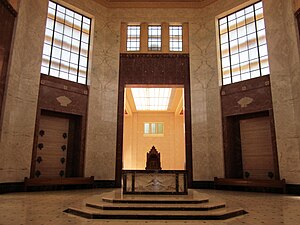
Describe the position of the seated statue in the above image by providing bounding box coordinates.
[145,146,162,170]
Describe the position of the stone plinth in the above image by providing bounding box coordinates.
[122,170,187,194]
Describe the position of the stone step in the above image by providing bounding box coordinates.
[64,206,247,220]
[102,196,209,204]
[101,190,210,204]
[86,201,226,211]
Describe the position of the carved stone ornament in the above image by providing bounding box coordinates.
[237,97,254,108]
[56,96,72,107]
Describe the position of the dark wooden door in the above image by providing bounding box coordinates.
[35,115,69,178]
[240,116,275,179]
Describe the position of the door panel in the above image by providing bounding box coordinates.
[35,115,69,178]
[240,116,275,179]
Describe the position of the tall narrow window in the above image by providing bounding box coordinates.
[41,1,91,84]
[219,1,269,85]
[127,25,140,51]
[148,25,161,51]
[169,25,183,51]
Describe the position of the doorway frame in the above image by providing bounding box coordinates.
[115,53,193,187]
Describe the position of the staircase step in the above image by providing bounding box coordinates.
[102,197,209,204]
[65,206,247,220]
[86,202,226,211]
[101,190,210,204]
[64,190,247,220]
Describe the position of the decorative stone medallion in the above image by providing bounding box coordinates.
[237,96,254,108]
[56,96,72,107]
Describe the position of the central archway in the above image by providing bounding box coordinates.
[115,53,192,187]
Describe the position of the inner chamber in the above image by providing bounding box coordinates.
[122,86,185,170]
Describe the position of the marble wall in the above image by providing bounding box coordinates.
[0,0,48,182]
[56,0,118,180]
[295,0,300,11]
[1,0,300,184]
[108,4,227,181]
[264,0,300,183]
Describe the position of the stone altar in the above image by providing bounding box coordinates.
[122,170,187,194]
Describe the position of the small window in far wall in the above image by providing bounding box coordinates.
[144,122,164,135]
[169,25,183,51]
[148,25,161,51]
[127,25,140,51]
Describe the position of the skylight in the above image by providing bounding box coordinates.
[131,88,172,111]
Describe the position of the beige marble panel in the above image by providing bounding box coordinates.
[189,0,252,180]
[0,0,48,182]
[58,0,118,180]
[264,0,300,184]
[295,0,300,11]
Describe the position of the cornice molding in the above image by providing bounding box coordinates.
[94,0,217,8]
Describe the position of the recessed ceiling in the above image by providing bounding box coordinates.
[94,0,218,8]
[124,87,183,114]
[131,88,172,111]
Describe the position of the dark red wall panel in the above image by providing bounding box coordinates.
[220,75,279,179]
[31,74,89,178]
[221,75,272,117]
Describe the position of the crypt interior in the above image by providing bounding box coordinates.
[0,0,300,224]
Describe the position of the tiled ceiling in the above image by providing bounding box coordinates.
[93,0,218,8]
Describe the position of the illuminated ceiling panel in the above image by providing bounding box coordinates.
[131,88,172,111]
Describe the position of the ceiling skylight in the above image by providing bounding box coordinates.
[131,88,172,111]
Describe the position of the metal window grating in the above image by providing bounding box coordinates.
[127,25,140,51]
[148,25,161,51]
[41,1,91,84]
[219,1,270,85]
[169,25,183,51]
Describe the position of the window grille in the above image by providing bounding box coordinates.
[41,1,91,84]
[148,25,161,51]
[169,25,183,51]
[219,1,269,85]
[127,25,140,51]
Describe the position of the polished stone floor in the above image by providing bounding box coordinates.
[0,188,299,225]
